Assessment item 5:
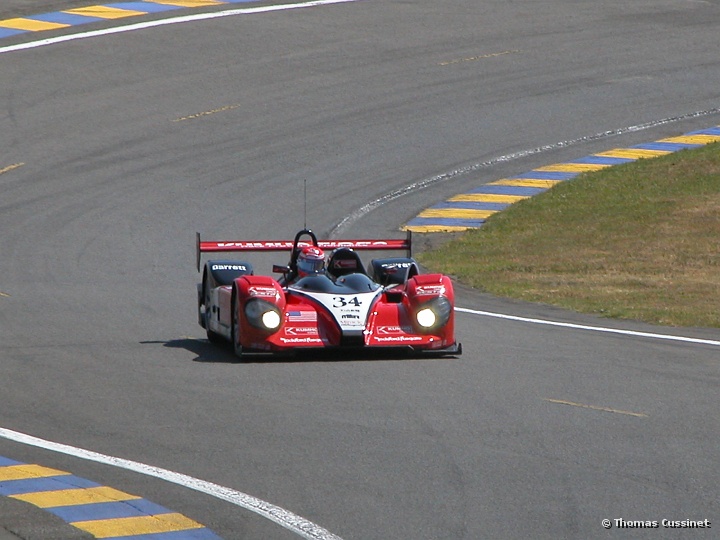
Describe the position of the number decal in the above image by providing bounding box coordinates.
[333,296,362,308]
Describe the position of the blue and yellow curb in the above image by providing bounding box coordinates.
[0,456,221,539]
[0,0,261,39]
[404,126,720,232]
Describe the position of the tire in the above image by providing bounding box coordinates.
[202,276,224,345]
[206,328,224,345]
[231,293,244,359]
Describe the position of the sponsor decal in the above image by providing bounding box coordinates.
[373,335,423,342]
[248,286,278,298]
[342,314,360,319]
[304,290,379,330]
[321,241,389,248]
[332,259,357,269]
[280,337,325,344]
[210,240,401,250]
[217,241,294,249]
[415,285,446,296]
[212,264,247,271]
[382,262,412,269]
[285,327,318,336]
[287,310,317,322]
[376,325,414,334]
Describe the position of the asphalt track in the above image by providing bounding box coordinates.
[1,0,720,539]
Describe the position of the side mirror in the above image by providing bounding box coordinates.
[273,264,291,275]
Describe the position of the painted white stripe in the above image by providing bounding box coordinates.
[456,307,720,347]
[0,0,363,55]
[0,427,343,540]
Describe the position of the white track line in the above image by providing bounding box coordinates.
[456,307,720,347]
[0,0,363,55]
[330,107,720,235]
[0,427,343,540]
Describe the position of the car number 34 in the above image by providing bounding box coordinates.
[333,296,362,308]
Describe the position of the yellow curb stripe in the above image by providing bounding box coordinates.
[594,148,671,159]
[658,134,720,145]
[11,486,141,508]
[534,162,613,173]
[489,178,563,188]
[418,208,498,219]
[403,225,472,233]
[63,6,148,19]
[400,225,470,233]
[0,18,69,31]
[448,193,529,204]
[73,513,205,538]
[0,464,71,481]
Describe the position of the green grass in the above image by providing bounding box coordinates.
[418,142,720,328]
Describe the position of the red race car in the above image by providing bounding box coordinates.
[196,228,461,359]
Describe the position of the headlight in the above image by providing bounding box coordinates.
[415,297,451,330]
[416,308,437,328]
[245,299,282,331]
[261,310,281,330]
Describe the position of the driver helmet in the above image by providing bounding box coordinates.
[297,246,325,277]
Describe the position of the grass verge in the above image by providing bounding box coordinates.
[417,142,720,328]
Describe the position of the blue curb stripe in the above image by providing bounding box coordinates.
[572,155,634,165]
[48,498,173,522]
[407,217,487,228]
[469,185,547,196]
[1,458,222,539]
[634,142,701,151]
[690,127,720,135]
[0,28,26,38]
[30,12,106,25]
[404,124,720,232]
[512,170,577,180]
[103,528,225,540]
[0,475,101,496]
[107,2,184,12]
[435,201,511,211]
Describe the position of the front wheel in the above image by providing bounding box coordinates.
[206,328,224,345]
[231,294,244,360]
[204,285,223,345]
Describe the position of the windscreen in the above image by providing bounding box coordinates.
[291,273,381,294]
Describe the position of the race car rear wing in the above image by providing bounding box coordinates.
[196,230,412,271]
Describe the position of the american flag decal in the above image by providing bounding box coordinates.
[287,310,317,322]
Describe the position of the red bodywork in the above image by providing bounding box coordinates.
[197,230,460,356]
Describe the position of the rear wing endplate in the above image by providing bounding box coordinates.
[196,231,412,271]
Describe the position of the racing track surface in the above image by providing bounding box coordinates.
[2,0,720,538]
